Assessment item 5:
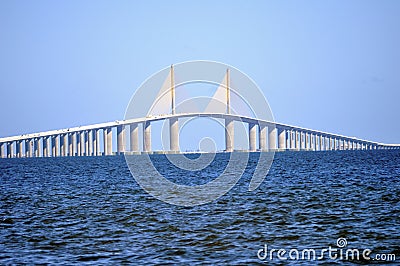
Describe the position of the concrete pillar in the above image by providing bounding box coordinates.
[16,141,21,158]
[91,130,95,156]
[46,137,50,157]
[103,129,107,156]
[278,128,286,150]
[33,139,38,157]
[143,122,151,153]
[80,131,85,156]
[169,118,179,153]
[85,131,89,156]
[249,123,257,151]
[68,134,73,156]
[42,138,47,157]
[130,123,139,153]
[313,134,317,151]
[286,131,289,149]
[25,140,30,157]
[18,141,23,158]
[305,133,309,150]
[63,133,68,156]
[56,136,60,156]
[312,135,316,151]
[6,142,11,158]
[96,130,100,155]
[72,133,77,156]
[304,133,308,150]
[51,137,55,157]
[319,135,323,151]
[0,143,3,158]
[299,132,303,150]
[15,141,20,158]
[107,128,112,155]
[319,136,322,151]
[300,132,304,150]
[323,136,327,151]
[295,131,300,150]
[267,126,276,151]
[117,125,125,154]
[290,130,295,150]
[259,124,267,151]
[225,118,234,152]
[76,132,81,156]
[88,130,93,156]
[60,135,65,156]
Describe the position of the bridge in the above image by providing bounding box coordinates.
[1,65,399,158]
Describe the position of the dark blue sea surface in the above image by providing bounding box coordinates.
[0,151,399,265]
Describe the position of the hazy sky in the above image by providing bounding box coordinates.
[1,0,399,147]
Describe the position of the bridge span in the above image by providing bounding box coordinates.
[0,112,399,158]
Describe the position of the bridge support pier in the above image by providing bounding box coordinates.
[76,132,81,156]
[296,131,300,150]
[130,123,139,153]
[15,141,20,158]
[90,130,95,156]
[225,118,234,152]
[85,131,89,156]
[117,125,125,155]
[67,133,72,156]
[107,128,112,155]
[64,133,70,156]
[259,124,267,151]
[42,138,47,157]
[7,142,12,158]
[80,132,85,156]
[249,123,257,151]
[72,133,77,156]
[268,126,277,151]
[34,138,39,157]
[96,130,100,155]
[143,121,151,153]
[169,118,179,153]
[278,128,286,151]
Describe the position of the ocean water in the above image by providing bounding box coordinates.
[0,151,399,265]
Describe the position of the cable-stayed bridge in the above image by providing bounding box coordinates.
[1,66,399,158]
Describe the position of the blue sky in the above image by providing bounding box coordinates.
[1,0,399,148]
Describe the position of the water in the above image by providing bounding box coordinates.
[1,151,399,265]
